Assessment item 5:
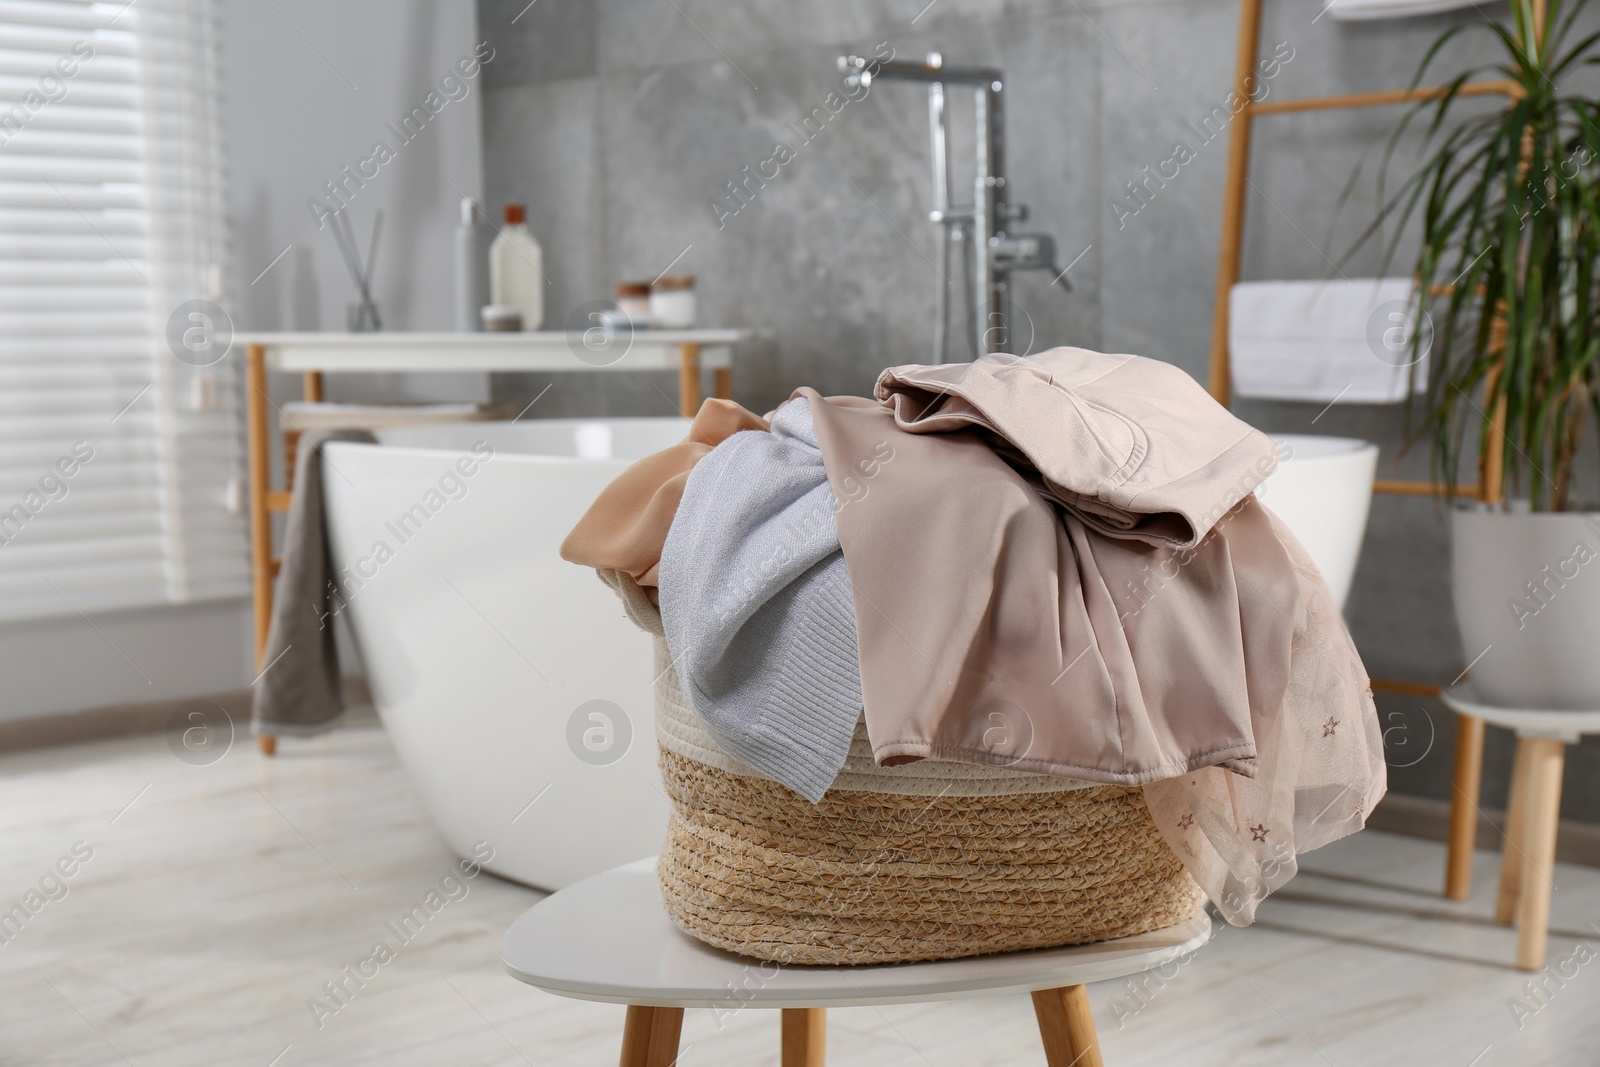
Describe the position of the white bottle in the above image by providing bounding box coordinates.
[489,203,544,330]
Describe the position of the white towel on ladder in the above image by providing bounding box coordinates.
[1229,278,1426,404]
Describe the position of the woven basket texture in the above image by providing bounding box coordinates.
[656,745,1204,965]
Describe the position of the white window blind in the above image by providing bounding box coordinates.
[0,0,245,622]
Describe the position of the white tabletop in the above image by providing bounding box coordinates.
[1441,685,1600,742]
[236,329,752,374]
[500,858,1215,1009]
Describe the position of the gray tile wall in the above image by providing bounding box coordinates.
[477,0,1600,822]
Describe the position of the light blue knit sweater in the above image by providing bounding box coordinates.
[657,397,860,803]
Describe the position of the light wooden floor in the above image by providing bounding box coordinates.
[4,718,1598,1066]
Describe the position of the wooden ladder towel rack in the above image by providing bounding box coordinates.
[1211,0,1537,901]
[245,347,323,757]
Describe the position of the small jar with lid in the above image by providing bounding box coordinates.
[480,304,523,332]
[649,275,696,329]
[614,281,652,325]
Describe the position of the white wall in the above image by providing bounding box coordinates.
[0,0,487,722]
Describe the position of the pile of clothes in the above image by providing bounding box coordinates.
[564,347,1385,924]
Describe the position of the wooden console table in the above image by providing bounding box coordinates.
[241,330,749,754]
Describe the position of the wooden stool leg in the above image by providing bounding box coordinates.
[619,1005,684,1067]
[1495,737,1537,924]
[713,366,733,400]
[647,1006,683,1067]
[620,1005,657,1067]
[782,1007,825,1067]
[1515,738,1565,972]
[1444,713,1486,900]
[1032,985,1103,1067]
[258,736,277,755]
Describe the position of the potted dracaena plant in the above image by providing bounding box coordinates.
[1368,0,1600,708]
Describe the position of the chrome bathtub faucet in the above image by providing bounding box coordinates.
[838,51,1067,361]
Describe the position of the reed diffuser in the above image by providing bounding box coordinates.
[328,208,383,332]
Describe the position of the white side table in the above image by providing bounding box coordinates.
[501,858,1214,1067]
[1440,685,1600,971]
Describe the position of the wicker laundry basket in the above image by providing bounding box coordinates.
[651,639,1204,966]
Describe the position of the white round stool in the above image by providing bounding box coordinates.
[501,857,1213,1066]
[1441,685,1600,971]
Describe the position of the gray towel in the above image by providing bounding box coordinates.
[658,397,861,802]
[252,429,375,738]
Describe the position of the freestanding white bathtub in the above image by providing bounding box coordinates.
[322,420,1377,892]
[323,419,689,891]
[1256,434,1379,609]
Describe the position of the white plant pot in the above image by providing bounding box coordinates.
[1451,508,1600,709]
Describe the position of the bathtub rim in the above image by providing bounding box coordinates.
[1270,434,1379,466]
[371,415,692,452]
